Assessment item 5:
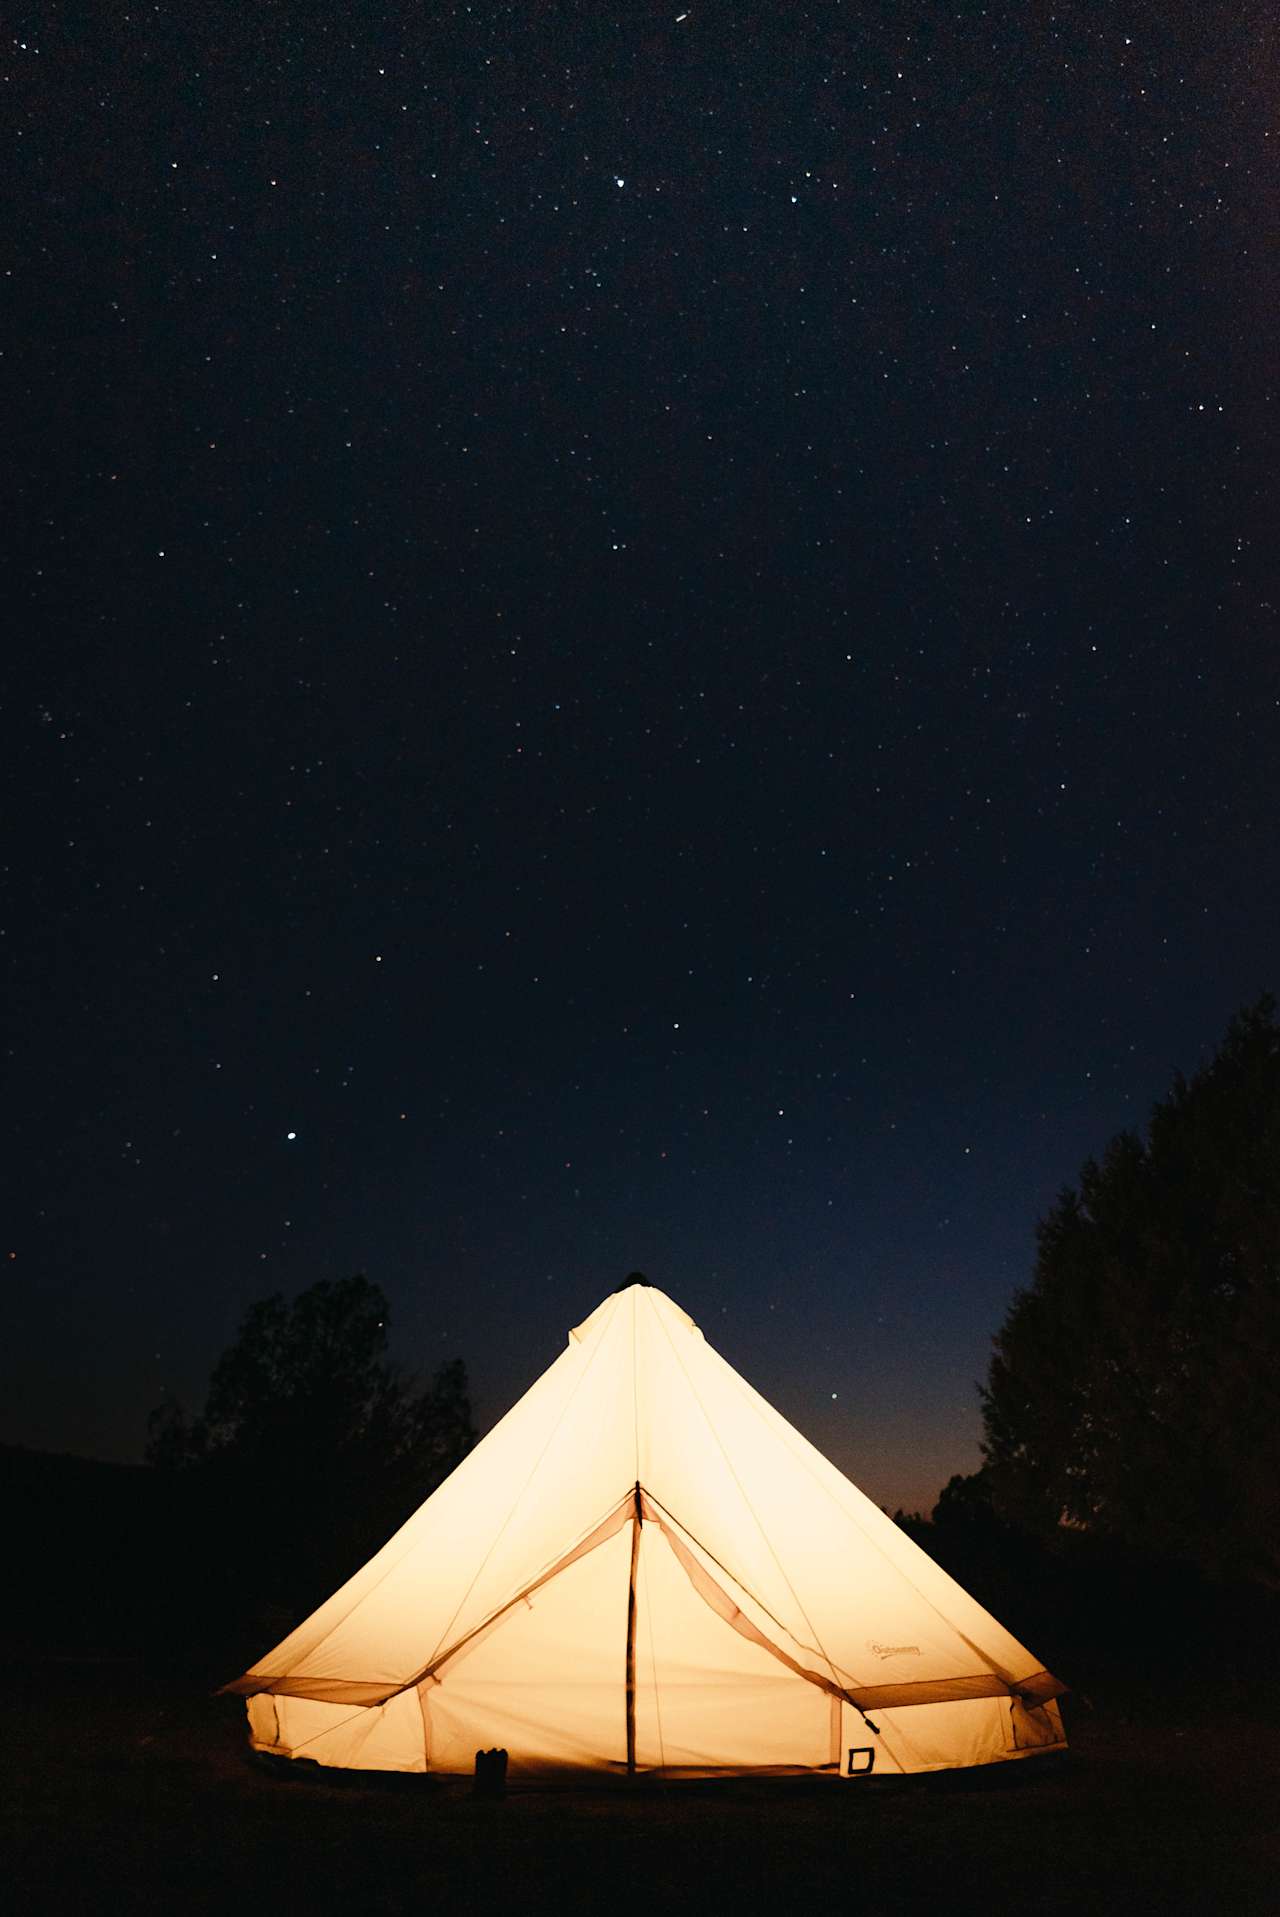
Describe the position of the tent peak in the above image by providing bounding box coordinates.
[571,1280,699,1346]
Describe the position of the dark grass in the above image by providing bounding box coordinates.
[5,1659,1278,1916]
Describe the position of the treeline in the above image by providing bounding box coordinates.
[981,994,1279,1590]
[897,994,1280,1711]
[2,1280,476,1679]
[148,1276,477,1670]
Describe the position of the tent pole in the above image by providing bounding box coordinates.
[625,1481,642,1775]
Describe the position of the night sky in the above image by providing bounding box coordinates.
[5,4,1277,1514]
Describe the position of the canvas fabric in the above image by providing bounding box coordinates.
[230,1283,1066,1776]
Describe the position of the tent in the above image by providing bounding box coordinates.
[226,1278,1066,1777]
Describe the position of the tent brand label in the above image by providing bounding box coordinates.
[866,1641,922,1659]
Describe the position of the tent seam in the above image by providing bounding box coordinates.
[632,1286,640,1488]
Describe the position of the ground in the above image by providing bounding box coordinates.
[6,1659,1277,1915]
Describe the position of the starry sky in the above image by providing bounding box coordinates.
[5,3,1277,1514]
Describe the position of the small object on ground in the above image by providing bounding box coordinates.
[473,1746,508,1797]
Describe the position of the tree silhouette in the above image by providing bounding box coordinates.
[981,996,1280,1589]
[149,1275,476,1608]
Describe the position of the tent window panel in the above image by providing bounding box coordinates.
[860,1696,1049,1774]
[1010,1697,1066,1751]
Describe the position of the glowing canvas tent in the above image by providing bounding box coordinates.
[226,1278,1066,1777]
